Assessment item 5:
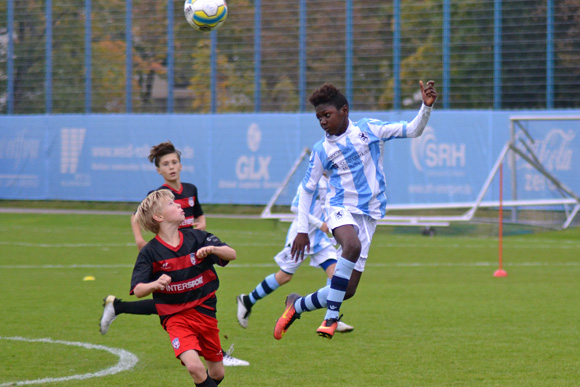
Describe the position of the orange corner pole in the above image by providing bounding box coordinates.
[494,162,508,277]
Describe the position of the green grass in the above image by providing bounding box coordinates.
[0,212,579,386]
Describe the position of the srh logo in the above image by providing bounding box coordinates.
[60,128,86,174]
[411,126,465,172]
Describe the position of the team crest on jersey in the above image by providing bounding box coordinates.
[335,210,343,219]
[189,197,194,207]
[359,132,369,142]
[172,338,180,349]
[190,253,197,265]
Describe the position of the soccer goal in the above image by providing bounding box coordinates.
[261,117,580,229]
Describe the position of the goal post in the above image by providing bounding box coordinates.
[260,147,310,220]
[505,116,580,228]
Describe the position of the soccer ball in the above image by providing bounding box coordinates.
[184,0,228,32]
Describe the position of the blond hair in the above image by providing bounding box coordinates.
[134,189,175,234]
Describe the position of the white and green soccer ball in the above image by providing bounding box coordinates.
[184,0,228,32]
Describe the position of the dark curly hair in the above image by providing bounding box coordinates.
[148,141,182,167]
[308,83,349,110]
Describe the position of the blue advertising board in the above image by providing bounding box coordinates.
[1,111,579,206]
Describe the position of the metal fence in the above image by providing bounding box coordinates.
[1,0,579,114]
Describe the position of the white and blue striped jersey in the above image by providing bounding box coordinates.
[297,103,432,233]
[286,176,332,254]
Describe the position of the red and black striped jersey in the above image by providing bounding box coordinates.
[130,228,229,325]
[149,183,203,229]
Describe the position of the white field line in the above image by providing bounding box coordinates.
[0,336,138,386]
[0,240,578,249]
[1,262,579,270]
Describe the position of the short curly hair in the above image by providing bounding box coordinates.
[308,83,349,110]
[148,141,182,167]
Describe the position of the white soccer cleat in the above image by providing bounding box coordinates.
[99,295,117,335]
[236,294,251,328]
[223,344,250,366]
[335,320,354,333]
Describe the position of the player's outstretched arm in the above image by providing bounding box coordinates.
[405,81,438,138]
[420,80,437,107]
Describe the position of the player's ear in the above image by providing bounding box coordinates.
[341,104,349,115]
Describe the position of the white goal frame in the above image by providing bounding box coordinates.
[262,117,580,229]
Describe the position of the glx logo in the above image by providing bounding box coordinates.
[236,123,271,180]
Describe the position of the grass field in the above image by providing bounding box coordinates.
[1,211,579,386]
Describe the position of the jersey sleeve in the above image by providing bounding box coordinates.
[201,232,230,267]
[368,103,432,140]
[130,249,154,295]
[297,149,325,233]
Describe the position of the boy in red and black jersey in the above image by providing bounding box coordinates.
[135,141,206,250]
[154,182,203,231]
[131,189,236,387]
[131,228,226,323]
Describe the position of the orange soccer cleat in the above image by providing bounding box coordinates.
[316,315,343,339]
[273,293,301,340]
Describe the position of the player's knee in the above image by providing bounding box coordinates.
[276,271,292,285]
[209,368,225,382]
[341,239,361,261]
[185,362,207,382]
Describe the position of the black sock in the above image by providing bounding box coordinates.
[207,369,224,385]
[242,295,252,310]
[114,298,157,315]
[195,375,217,387]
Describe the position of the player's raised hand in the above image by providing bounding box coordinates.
[291,233,310,262]
[420,80,437,107]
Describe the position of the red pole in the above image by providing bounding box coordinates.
[494,162,508,277]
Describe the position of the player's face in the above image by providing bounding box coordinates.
[315,103,349,137]
[157,153,182,183]
[161,197,185,224]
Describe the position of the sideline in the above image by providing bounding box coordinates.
[1,261,579,270]
[0,336,138,386]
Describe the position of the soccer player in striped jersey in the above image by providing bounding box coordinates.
[274,81,438,340]
[100,141,248,366]
[131,189,236,386]
[236,175,353,333]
